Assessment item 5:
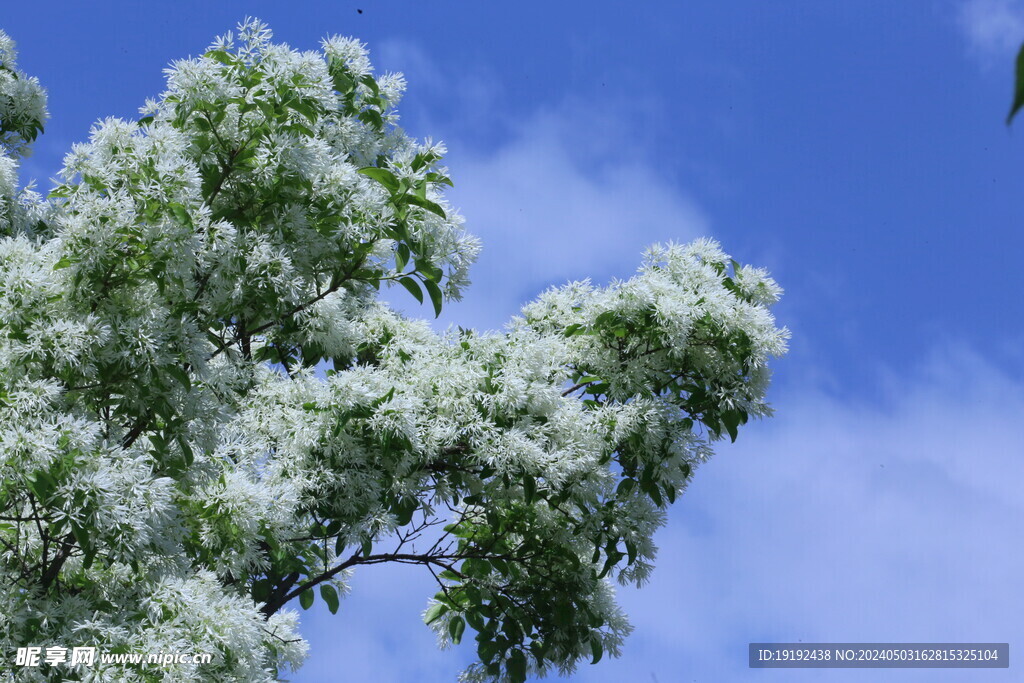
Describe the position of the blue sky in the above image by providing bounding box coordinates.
[4,1,1024,681]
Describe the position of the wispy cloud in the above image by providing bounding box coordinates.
[441,107,709,331]
[374,40,709,332]
[959,0,1024,62]
[576,344,1024,682]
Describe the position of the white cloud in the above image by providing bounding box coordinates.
[438,107,709,331]
[959,0,1024,61]
[575,344,1024,682]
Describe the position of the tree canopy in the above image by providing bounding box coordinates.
[0,20,787,681]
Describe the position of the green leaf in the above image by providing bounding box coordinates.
[177,437,194,467]
[625,539,637,565]
[462,558,489,579]
[507,649,527,683]
[69,521,90,553]
[411,150,440,172]
[406,194,447,219]
[448,615,466,644]
[166,365,191,392]
[360,74,381,96]
[423,278,444,318]
[48,184,72,199]
[287,121,315,138]
[331,69,355,94]
[358,109,384,131]
[393,496,417,526]
[478,639,499,665]
[1010,42,1024,125]
[522,474,537,503]
[417,260,444,283]
[299,589,314,610]
[530,639,549,664]
[81,549,95,570]
[290,100,319,122]
[721,409,742,443]
[662,481,677,504]
[358,167,399,193]
[205,49,235,66]
[501,617,522,643]
[424,602,449,625]
[466,610,485,632]
[425,171,454,187]
[590,638,604,665]
[397,276,424,304]
[395,243,410,272]
[703,414,720,438]
[26,472,56,503]
[320,584,340,615]
[552,601,573,628]
[256,99,276,120]
[149,433,168,455]
[616,478,635,497]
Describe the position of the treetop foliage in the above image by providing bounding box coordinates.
[0,19,787,682]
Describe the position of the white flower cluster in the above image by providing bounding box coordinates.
[0,29,46,159]
[0,30,48,238]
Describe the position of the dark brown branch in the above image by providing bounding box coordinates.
[39,533,75,590]
[561,380,595,397]
[260,550,498,618]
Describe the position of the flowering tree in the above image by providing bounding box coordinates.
[0,20,787,682]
